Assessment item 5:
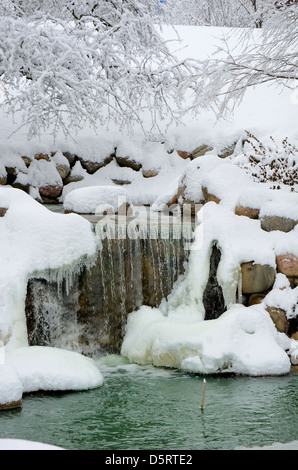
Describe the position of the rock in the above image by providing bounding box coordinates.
[80,154,113,175]
[192,145,213,159]
[112,179,132,186]
[34,153,51,162]
[62,152,78,167]
[167,194,178,208]
[142,169,159,178]
[5,167,17,185]
[266,306,289,334]
[178,180,204,215]
[21,156,32,168]
[12,173,30,194]
[177,150,192,160]
[276,254,298,277]
[0,175,7,185]
[261,215,298,233]
[202,186,221,204]
[39,185,63,200]
[291,331,298,341]
[248,293,266,306]
[241,261,275,294]
[115,155,142,171]
[63,174,84,186]
[218,143,237,159]
[235,205,260,219]
[117,202,134,216]
[0,208,7,217]
[56,164,70,180]
[287,277,298,288]
[0,399,22,411]
[203,243,226,320]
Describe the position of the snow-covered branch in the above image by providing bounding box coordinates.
[0,0,201,138]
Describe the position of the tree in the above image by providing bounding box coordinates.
[166,0,277,28]
[0,0,200,138]
[194,2,298,117]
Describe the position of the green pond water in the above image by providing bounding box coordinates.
[0,355,297,450]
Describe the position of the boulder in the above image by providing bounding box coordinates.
[276,254,298,277]
[80,154,113,175]
[56,164,70,180]
[0,399,22,411]
[235,205,260,219]
[12,173,30,194]
[115,155,142,171]
[0,208,7,217]
[265,306,289,334]
[177,150,192,160]
[21,156,32,168]
[63,173,84,186]
[248,293,266,306]
[241,261,275,294]
[62,152,78,167]
[202,186,221,204]
[218,142,237,159]
[0,174,7,185]
[34,153,51,162]
[142,169,159,178]
[192,145,213,159]
[5,167,17,185]
[261,215,298,233]
[39,185,63,200]
[112,179,132,186]
[178,180,204,215]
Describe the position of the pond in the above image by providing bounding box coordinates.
[0,355,297,451]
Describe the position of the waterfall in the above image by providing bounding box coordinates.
[25,214,195,356]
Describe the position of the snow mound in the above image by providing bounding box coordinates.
[0,439,64,450]
[63,185,132,214]
[121,304,291,376]
[0,364,23,405]
[0,187,97,350]
[6,346,104,393]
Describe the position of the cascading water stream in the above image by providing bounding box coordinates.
[25,212,195,356]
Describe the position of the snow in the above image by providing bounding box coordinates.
[63,185,132,214]
[0,439,64,450]
[0,364,23,405]
[0,187,103,404]
[6,346,103,393]
[121,303,291,376]
[0,23,298,405]
[121,202,298,375]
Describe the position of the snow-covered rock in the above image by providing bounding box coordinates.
[6,346,104,393]
[63,185,133,215]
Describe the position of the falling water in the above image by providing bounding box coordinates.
[25,212,195,356]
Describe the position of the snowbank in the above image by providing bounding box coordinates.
[121,200,298,375]
[121,304,290,376]
[0,187,97,350]
[0,364,23,406]
[0,188,103,405]
[63,185,132,214]
[6,346,104,392]
[0,439,64,450]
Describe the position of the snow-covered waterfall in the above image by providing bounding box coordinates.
[25,219,194,355]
